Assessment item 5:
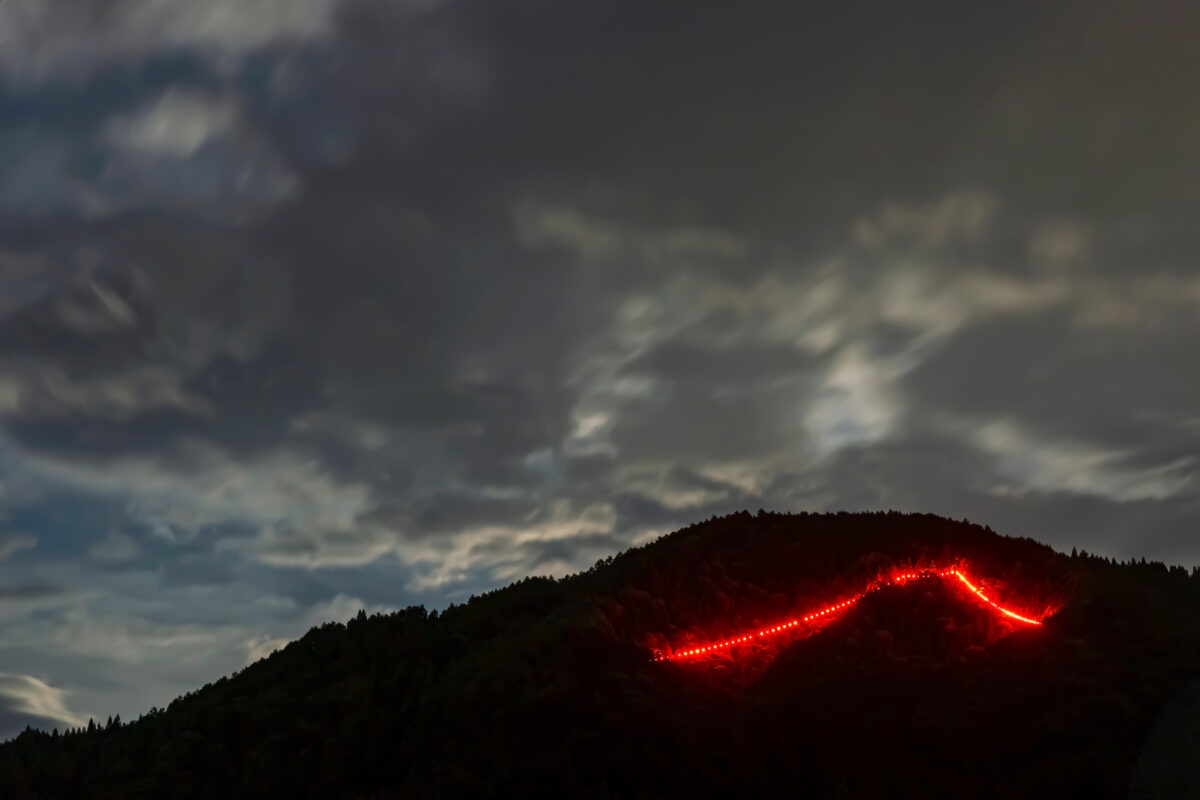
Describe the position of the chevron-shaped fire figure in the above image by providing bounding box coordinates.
[654,564,1047,663]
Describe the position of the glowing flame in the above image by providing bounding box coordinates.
[654,564,1046,662]
[949,569,1042,626]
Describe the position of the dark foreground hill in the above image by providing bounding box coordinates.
[3,510,1200,799]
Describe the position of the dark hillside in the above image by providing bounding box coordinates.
[2,511,1198,798]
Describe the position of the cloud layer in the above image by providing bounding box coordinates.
[0,0,1198,739]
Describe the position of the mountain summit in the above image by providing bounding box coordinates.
[2,511,1198,798]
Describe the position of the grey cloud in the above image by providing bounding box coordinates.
[903,310,1200,453]
[0,248,78,321]
[0,673,88,738]
[8,434,378,562]
[327,1,1198,240]
[103,88,242,159]
[94,93,301,223]
[0,0,338,87]
[590,332,825,465]
[0,533,36,561]
[381,493,538,541]
[0,363,211,422]
[0,257,146,372]
[608,383,807,465]
[853,192,1000,252]
[0,132,107,219]
[513,201,749,268]
[53,279,138,334]
[0,0,1198,742]
[622,340,819,390]
[89,530,140,564]
[0,585,59,599]
[470,531,629,577]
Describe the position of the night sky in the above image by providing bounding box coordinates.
[0,0,1198,738]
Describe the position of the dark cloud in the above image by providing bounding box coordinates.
[623,340,818,388]
[0,0,1197,737]
[904,309,1200,451]
[323,0,1200,238]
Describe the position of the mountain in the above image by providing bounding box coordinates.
[2,510,1199,799]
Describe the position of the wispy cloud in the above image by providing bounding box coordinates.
[0,533,36,562]
[0,673,89,732]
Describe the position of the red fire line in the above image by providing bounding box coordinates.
[949,570,1042,626]
[654,564,1044,662]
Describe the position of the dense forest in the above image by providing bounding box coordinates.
[2,510,1199,798]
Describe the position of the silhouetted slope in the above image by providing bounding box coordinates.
[2,510,1199,799]
[1130,676,1200,799]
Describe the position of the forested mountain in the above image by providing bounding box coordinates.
[3,510,1199,798]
